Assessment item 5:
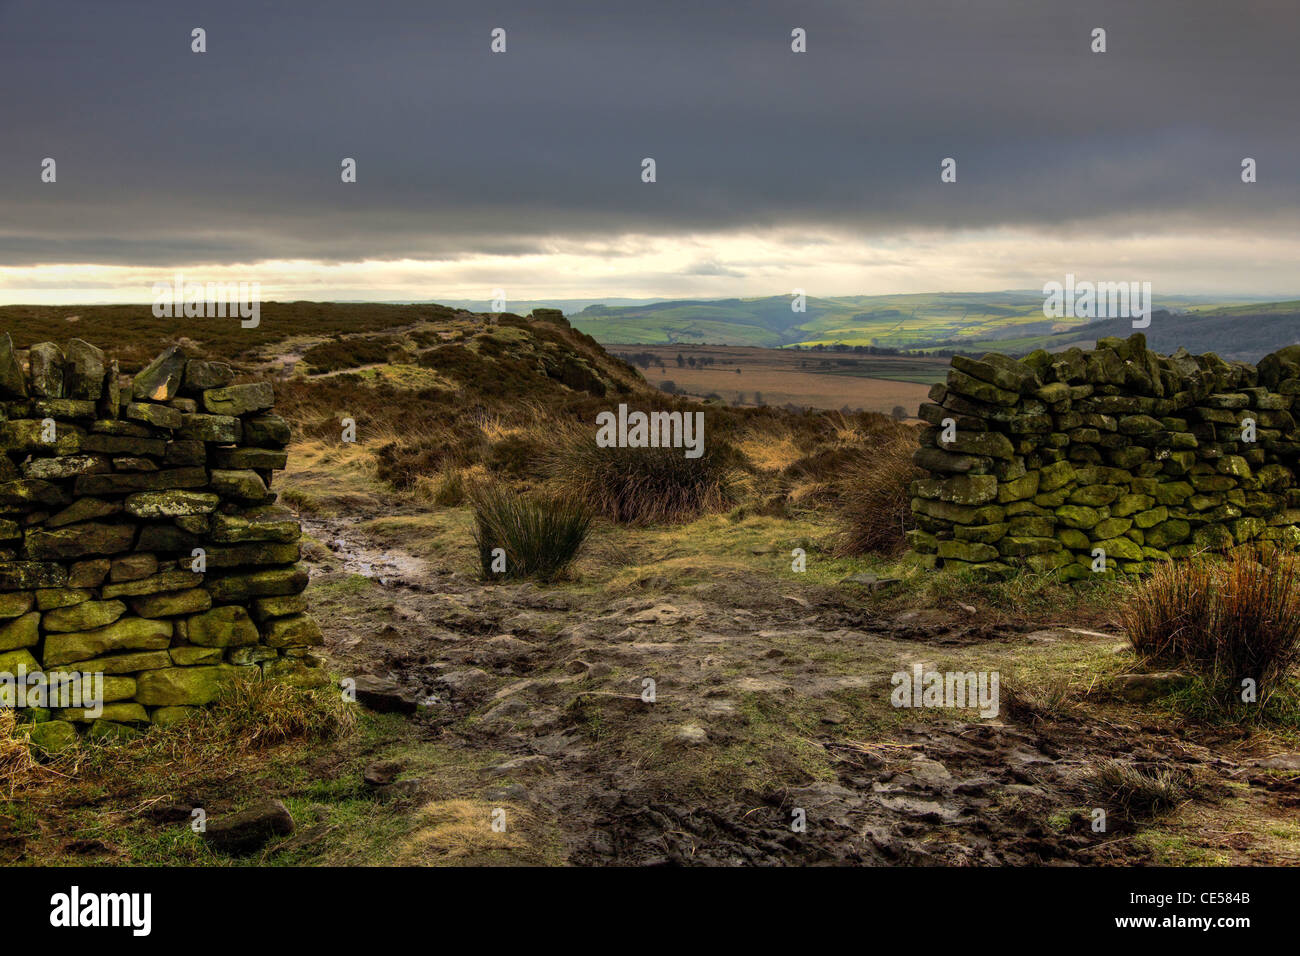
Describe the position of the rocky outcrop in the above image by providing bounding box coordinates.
[0,335,324,743]
[909,333,1300,578]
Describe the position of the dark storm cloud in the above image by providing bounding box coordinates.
[0,0,1295,266]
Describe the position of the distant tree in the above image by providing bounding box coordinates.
[754,391,765,406]
[688,356,696,368]
[676,353,685,368]
[735,392,746,405]
[659,380,679,394]
[734,367,741,374]
[891,405,907,421]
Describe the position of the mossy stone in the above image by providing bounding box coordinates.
[1216,455,1252,479]
[169,646,225,666]
[937,540,1000,563]
[69,650,172,674]
[135,665,240,706]
[1133,506,1169,529]
[201,382,274,416]
[953,522,1008,544]
[1192,524,1234,551]
[911,498,1006,526]
[1007,516,1053,538]
[131,588,212,618]
[1068,484,1121,507]
[1091,517,1133,539]
[42,599,126,633]
[0,611,39,651]
[261,614,324,648]
[1111,494,1153,517]
[124,490,219,519]
[182,605,259,648]
[1055,505,1103,529]
[935,431,1017,462]
[0,592,34,619]
[1093,537,1144,561]
[911,474,998,505]
[27,720,77,754]
[209,469,269,502]
[249,593,309,623]
[43,617,173,667]
[997,472,1040,504]
[57,702,148,724]
[1154,481,1194,506]
[1058,528,1091,550]
[945,369,1020,406]
[132,346,187,402]
[997,537,1062,557]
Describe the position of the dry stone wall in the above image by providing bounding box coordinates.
[908,334,1300,579]
[0,334,323,750]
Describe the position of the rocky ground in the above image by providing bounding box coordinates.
[297,502,1300,866]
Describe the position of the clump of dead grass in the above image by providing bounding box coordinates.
[78,676,356,778]
[837,432,923,555]
[1003,675,1085,725]
[0,709,42,795]
[1122,547,1300,707]
[1090,760,1194,820]
[398,799,539,864]
[471,482,594,581]
[548,425,737,525]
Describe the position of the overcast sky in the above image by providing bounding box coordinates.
[1,0,1297,304]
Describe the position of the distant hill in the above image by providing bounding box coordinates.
[567,292,1281,352]
[995,303,1300,362]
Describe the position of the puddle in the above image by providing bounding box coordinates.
[300,517,428,586]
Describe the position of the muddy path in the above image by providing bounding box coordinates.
[298,512,1295,866]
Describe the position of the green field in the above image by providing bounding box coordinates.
[570,292,1284,354]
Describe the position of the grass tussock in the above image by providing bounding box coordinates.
[0,709,42,795]
[1091,760,1194,820]
[548,426,736,525]
[197,676,357,749]
[428,464,468,507]
[471,483,594,582]
[4,678,354,799]
[1004,675,1084,726]
[77,677,356,777]
[837,432,923,555]
[1122,548,1300,707]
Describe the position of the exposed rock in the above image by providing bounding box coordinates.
[347,674,419,714]
[202,799,295,854]
[1112,671,1190,702]
[131,345,186,402]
